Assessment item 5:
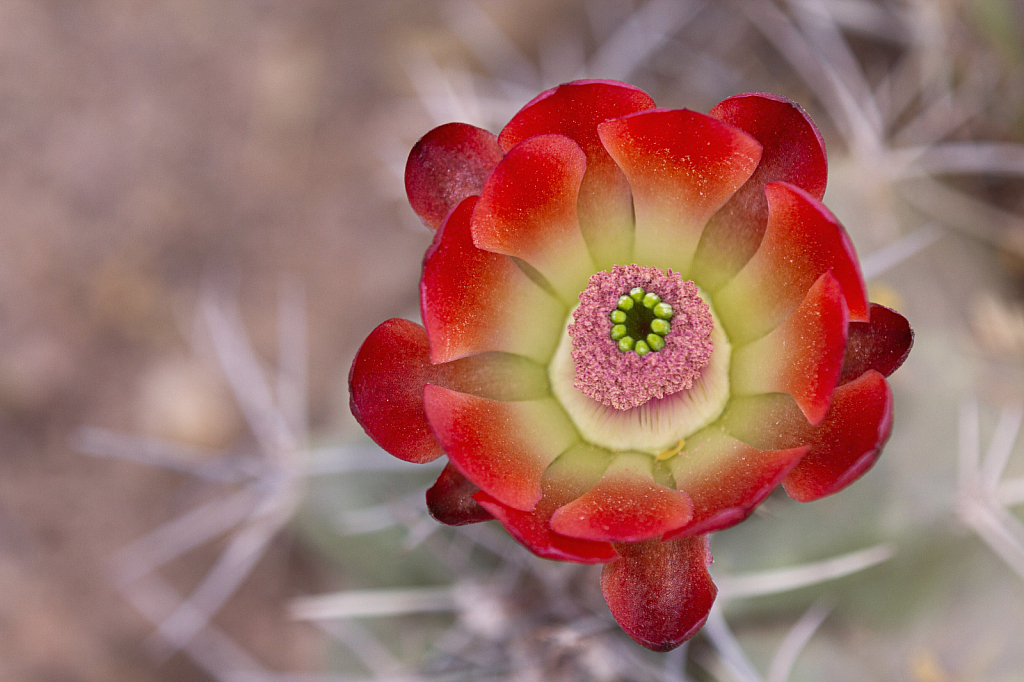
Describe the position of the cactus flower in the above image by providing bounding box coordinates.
[349,80,912,651]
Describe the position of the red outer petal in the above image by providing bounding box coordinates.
[839,304,914,385]
[498,80,657,269]
[423,386,579,511]
[731,271,849,425]
[599,109,762,275]
[422,196,565,364]
[694,93,828,290]
[472,134,595,302]
[716,182,869,344]
[349,318,443,464]
[601,537,717,652]
[426,463,493,526]
[665,429,808,539]
[724,371,894,502]
[473,442,618,563]
[475,492,618,563]
[405,122,503,230]
[550,453,693,543]
[783,370,894,501]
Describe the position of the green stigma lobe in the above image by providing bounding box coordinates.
[606,284,676,356]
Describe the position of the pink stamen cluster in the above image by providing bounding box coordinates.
[569,265,714,410]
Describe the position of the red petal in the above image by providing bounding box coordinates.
[432,351,551,401]
[550,453,693,543]
[474,495,618,564]
[783,370,894,501]
[498,80,656,269]
[601,536,717,652]
[599,109,762,275]
[723,371,894,502]
[731,271,849,425]
[665,429,808,539]
[716,182,869,344]
[472,134,595,303]
[421,196,566,364]
[474,442,618,562]
[405,123,503,230]
[423,386,579,511]
[348,318,443,464]
[694,93,828,290]
[839,304,914,385]
[426,463,493,526]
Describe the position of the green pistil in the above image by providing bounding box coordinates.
[647,333,665,351]
[608,286,675,355]
[650,318,670,335]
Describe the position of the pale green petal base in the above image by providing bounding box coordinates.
[548,294,731,455]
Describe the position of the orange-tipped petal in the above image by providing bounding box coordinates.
[499,80,656,269]
[601,536,717,652]
[472,134,595,303]
[405,122,504,230]
[599,108,762,276]
[694,93,828,290]
[426,463,493,526]
[423,386,579,511]
[665,429,808,539]
[349,318,443,464]
[716,182,868,344]
[839,303,914,385]
[421,196,566,364]
[550,452,693,543]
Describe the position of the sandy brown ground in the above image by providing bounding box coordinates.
[0,2,456,679]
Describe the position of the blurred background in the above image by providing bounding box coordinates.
[2,1,1024,680]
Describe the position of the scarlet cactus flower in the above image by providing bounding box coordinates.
[349,80,912,651]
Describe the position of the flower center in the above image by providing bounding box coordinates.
[608,286,675,355]
[568,265,714,411]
